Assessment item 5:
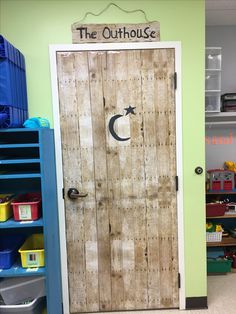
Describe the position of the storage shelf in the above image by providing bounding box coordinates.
[205,90,221,92]
[205,69,221,71]
[0,172,41,179]
[0,128,62,314]
[0,218,43,229]
[0,128,40,133]
[205,111,221,114]
[0,261,45,277]
[0,159,40,164]
[206,112,236,118]
[207,213,236,219]
[205,112,236,124]
[207,190,236,195]
[0,144,39,148]
[207,236,236,247]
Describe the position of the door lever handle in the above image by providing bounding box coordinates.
[67,188,88,199]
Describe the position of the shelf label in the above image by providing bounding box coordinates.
[26,267,39,272]
[26,252,39,267]
[18,205,32,220]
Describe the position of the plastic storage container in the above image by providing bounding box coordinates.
[205,47,222,70]
[0,194,14,222]
[0,235,25,269]
[205,70,221,91]
[206,203,226,217]
[205,47,222,113]
[0,297,46,314]
[205,91,221,112]
[207,169,235,191]
[0,35,28,128]
[207,247,224,259]
[207,258,231,273]
[0,106,27,129]
[206,231,222,243]
[11,193,41,221]
[19,234,44,268]
[0,276,45,305]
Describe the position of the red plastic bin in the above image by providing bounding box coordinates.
[206,203,226,217]
[11,193,42,221]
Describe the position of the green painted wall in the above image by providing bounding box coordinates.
[0,0,206,300]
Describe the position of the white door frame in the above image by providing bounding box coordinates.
[49,41,185,314]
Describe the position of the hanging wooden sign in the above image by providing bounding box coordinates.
[71,22,160,43]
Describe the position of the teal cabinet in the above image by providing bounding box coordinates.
[0,128,62,314]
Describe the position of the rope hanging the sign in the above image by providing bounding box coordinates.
[76,2,156,24]
[71,3,160,43]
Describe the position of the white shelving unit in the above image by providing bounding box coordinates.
[205,47,222,112]
[206,112,236,126]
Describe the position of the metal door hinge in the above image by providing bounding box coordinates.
[175,176,179,191]
[174,72,177,90]
[178,273,181,288]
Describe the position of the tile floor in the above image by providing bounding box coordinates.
[152,274,235,313]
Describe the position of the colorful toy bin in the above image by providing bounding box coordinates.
[11,193,42,221]
[19,234,44,268]
[0,194,14,222]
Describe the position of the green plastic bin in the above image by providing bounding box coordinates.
[207,258,231,273]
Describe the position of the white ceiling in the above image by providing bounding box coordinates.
[206,0,236,25]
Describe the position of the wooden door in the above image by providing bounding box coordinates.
[56,48,179,313]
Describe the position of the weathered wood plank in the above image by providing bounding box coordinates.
[96,200,112,311]
[140,49,161,308]
[105,51,125,310]
[153,48,178,307]
[133,200,148,309]
[122,207,135,310]
[87,51,109,311]
[100,50,122,311]
[126,50,147,309]
[72,51,100,312]
[57,52,87,313]
[74,52,96,204]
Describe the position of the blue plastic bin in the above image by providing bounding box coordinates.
[0,106,27,128]
[0,235,25,269]
[0,35,28,128]
[207,247,225,259]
